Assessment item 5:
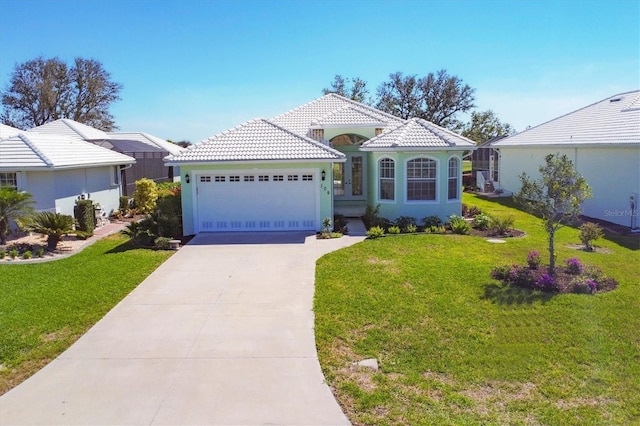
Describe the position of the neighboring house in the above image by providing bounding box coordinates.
[29,119,184,195]
[0,124,23,139]
[0,132,135,219]
[165,94,476,234]
[493,90,640,229]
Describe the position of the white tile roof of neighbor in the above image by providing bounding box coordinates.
[166,118,345,164]
[0,133,135,170]
[108,132,185,156]
[271,93,404,137]
[0,124,23,138]
[494,90,640,146]
[361,118,476,150]
[29,118,110,140]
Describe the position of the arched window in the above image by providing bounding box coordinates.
[448,157,460,200]
[378,158,395,201]
[330,134,368,146]
[407,158,437,201]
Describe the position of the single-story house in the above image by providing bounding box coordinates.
[165,94,476,234]
[0,132,135,219]
[29,119,184,195]
[492,90,640,229]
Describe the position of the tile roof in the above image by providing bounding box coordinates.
[361,118,476,150]
[0,124,23,139]
[0,133,135,170]
[29,118,109,140]
[494,90,640,146]
[108,132,185,155]
[271,93,404,137]
[166,118,345,164]
[311,106,390,127]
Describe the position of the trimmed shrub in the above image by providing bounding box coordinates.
[8,249,19,259]
[74,199,95,234]
[22,250,32,259]
[154,237,173,250]
[35,247,45,258]
[133,178,159,214]
[0,250,5,259]
[405,224,418,233]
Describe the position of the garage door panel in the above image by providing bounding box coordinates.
[196,171,317,232]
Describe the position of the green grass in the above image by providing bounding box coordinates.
[0,235,173,394]
[463,160,472,173]
[315,194,640,425]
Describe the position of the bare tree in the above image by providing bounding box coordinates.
[1,56,122,131]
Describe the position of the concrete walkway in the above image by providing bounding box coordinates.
[0,220,366,425]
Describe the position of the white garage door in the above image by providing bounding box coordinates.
[195,170,318,232]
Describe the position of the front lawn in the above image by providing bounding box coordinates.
[315,194,639,425]
[0,235,173,394]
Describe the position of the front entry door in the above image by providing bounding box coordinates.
[333,153,366,200]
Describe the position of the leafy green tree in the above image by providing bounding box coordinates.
[515,154,592,274]
[1,56,122,130]
[376,69,475,129]
[133,178,159,214]
[0,188,34,245]
[461,110,515,144]
[29,212,74,251]
[322,75,370,104]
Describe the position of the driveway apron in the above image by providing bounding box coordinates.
[0,228,366,425]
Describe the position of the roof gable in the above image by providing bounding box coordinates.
[166,118,345,163]
[0,133,135,170]
[361,118,476,150]
[495,90,640,146]
[271,93,404,137]
[29,119,109,140]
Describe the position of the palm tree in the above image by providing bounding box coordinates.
[0,188,35,245]
[29,212,75,251]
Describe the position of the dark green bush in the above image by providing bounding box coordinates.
[74,200,95,234]
[154,237,173,250]
[333,213,348,234]
[422,215,443,228]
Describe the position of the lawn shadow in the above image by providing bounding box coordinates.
[481,282,555,305]
[105,239,144,254]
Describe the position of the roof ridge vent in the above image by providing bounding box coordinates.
[609,97,622,102]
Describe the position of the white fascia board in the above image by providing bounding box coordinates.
[165,158,347,167]
[495,142,640,148]
[359,146,475,152]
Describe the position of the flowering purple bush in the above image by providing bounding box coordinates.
[571,277,598,294]
[565,257,584,275]
[527,250,541,270]
[534,273,557,291]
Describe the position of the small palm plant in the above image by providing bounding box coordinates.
[29,212,74,251]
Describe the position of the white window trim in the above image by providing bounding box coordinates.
[404,156,439,204]
[376,156,396,204]
[447,155,461,203]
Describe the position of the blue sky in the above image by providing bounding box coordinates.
[1,0,638,143]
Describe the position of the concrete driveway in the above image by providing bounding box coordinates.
[0,225,366,425]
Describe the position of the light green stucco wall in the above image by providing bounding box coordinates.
[367,151,464,222]
[179,162,334,235]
